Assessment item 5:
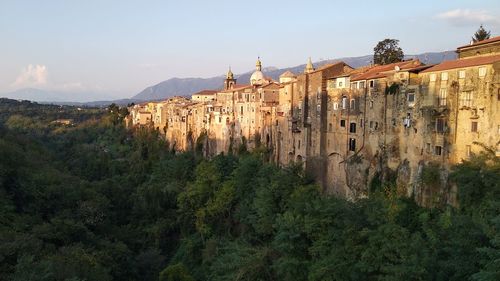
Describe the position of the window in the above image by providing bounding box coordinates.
[459,70,466,79]
[441,72,448,81]
[466,145,472,157]
[375,122,379,130]
[316,104,321,115]
[359,81,365,89]
[369,80,375,88]
[430,74,437,82]
[460,91,474,107]
[333,103,339,110]
[338,81,343,88]
[479,67,487,77]
[471,121,478,132]
[340,120,346,127]
[350,122,356,133]
[439,88,447,106]
[436,118,446,133]
[350,99,356,110]
[369,121,374,129]
[349,138,356,151]
[435,146,442,156]
[408,92,415,103]
[426,143,431,153]
[330,79,337,89]
[369,100,374,109]
[240,106,243,115]
[328,123,333,132]
[219,117,222,123]
[351,83,356,89]
[342,96,347,109]
[404,113,411,127]
[298,140,301,149]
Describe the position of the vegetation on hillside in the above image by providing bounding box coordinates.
[0,99,498,281]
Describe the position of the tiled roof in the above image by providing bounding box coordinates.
[219,84,252,93]
[232,84,251,89]
[280,70,295,77]
[350,60,423,81]
[192,90,217,96]
[421,54,500,73]
[457,36,500,50]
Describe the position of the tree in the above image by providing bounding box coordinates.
[472,25,491,43]
[373,39,404,65]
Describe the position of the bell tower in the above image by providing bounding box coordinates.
[224,66,236,90]
[305,57,315,73]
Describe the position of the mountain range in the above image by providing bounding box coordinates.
[1,51,457,106]
[132,51,457,101]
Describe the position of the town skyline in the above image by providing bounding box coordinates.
[1,0,499,101]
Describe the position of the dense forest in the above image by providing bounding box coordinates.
[0,98,498,281]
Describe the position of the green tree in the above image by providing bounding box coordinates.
[373,39,404,65]
[159,263,195,281]
[472,25,491,43]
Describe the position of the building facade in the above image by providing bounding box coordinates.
[127,37,500,205]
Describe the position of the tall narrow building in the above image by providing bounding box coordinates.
[224,66,236,90]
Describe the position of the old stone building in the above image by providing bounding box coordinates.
[127,36,500,204]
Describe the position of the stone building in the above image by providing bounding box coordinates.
[127,36,500,205]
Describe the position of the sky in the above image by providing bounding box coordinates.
[0,0,499,101]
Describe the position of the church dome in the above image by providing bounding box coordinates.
[250,57,264,86]
[250,70,264,85]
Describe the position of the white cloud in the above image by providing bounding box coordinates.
[12,64,48,88]
[436,9,500,27]
[10,64,97,93]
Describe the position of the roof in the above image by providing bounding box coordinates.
[192,90,217,96]
[262,82,280,89]
[219,84,252,93]
[350,60,423,81]
[300,61,352,77]
[231,84,251,90]
[328,65,372,79]
[280,70,295,77]
[421,54,500,73]
[457,36,500,50]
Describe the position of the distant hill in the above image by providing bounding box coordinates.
[41,99,145,108]
[132,51,457,101]
[0,88,116,104]
[1,51,457,105]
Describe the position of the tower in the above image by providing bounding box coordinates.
[224,66,236,90]
[305,57,315,73]
[256,57,262,71]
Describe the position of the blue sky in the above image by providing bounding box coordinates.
[0,0,499,100]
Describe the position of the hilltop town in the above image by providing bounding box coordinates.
[127,37,500,206]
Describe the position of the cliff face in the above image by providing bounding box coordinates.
[128,43,499,207]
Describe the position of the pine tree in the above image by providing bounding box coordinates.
[373,39,404,65]
[472,25,491,43]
